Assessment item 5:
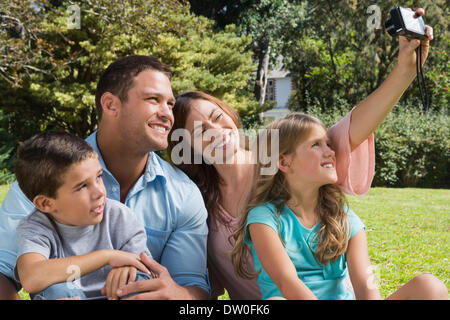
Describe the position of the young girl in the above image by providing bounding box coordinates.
[231,113,447,300]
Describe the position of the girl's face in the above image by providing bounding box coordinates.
[184,99,240,163]
[282,124,337,187]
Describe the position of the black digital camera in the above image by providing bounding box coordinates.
[385,7,427,40]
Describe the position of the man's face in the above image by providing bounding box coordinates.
[118,69,175,153]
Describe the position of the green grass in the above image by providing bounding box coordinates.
[0,185,448,300]
[346,188,449,298]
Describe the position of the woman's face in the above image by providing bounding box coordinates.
[183,99,240,164]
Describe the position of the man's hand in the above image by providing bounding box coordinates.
[397,8,433,72]
[115,252,205,300]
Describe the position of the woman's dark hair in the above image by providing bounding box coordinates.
[168,91,242,229]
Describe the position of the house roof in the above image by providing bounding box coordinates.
[268,55,290,79]
[268,69,290,79]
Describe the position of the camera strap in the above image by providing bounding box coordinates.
[415,45,430,110]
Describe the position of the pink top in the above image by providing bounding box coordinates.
[207,109,375,299]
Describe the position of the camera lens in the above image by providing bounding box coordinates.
[384,18,397,36]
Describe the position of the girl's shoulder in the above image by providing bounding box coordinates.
[246,201,286,228]
[244,202,281,246]
[248,201,279,218]
[343,207,366,239]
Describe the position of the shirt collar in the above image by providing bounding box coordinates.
[144,151,167,184]
[86,131,167,184]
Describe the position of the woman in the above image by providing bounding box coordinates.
[168,14,433,299]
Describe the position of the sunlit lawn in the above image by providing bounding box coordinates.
[0,185,448,300]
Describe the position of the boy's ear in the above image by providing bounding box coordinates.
[32,195,56,214]
[278,154,292,174]
[100,92,121,117]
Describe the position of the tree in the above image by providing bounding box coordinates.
[0,0,59,87]
[0,0,255,142]
[189,0,308,105]
[284,0,449,112]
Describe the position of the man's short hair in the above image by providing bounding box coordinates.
[15,131,97,201]
[95,55,172,120]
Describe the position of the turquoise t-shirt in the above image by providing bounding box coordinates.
[244,202,365,300]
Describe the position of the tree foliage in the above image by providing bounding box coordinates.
[190,0,448,112]
[284,0,449,112]
[190,0,307,104]
[0,0,255,141]
[0,0,258,179]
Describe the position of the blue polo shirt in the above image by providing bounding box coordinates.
[0,131,210,295]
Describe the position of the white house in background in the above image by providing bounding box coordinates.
[260,58,293,123]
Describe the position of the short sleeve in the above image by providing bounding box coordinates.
[327,108,375,196]
[346,208,366,239]
[107,200,151,258]
[16,216,53,259]
[244,204,278,246]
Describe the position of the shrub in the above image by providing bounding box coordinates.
[0,111,17,184]
[373,106,449,188]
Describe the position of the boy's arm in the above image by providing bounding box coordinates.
[249,223,317,300]
[346,229,382,300]
[349,9,433,151]
[17,250,150,294]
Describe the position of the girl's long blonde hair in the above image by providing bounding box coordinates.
[231,113,350,280]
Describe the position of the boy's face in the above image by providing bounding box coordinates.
[40,156,106,226]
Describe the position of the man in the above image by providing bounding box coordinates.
[0,55,210,300]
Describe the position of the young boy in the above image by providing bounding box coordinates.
[14,132,152,300]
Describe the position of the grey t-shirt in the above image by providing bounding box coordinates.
[15,198,151,298]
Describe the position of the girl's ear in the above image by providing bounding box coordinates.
[33,195,56,214]
[278,154,292,174]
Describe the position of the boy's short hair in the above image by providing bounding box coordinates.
[15,132,97,201]
[95,55,172,120]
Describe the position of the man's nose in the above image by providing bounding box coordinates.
[158,101,173,120]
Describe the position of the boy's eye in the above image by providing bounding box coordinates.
[312,142,319,147]
[76,184,86,191]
